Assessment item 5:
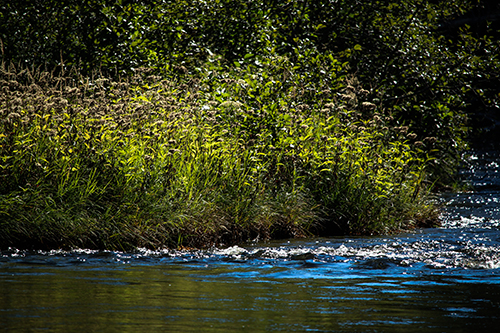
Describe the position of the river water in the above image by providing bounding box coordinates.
[1,151,500,332]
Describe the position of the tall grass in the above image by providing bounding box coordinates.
[0,53,439,250]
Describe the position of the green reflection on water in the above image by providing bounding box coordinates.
[1,263,500,332]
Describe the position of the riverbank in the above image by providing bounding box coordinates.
[0,62,439,250]
[2,0,498,250]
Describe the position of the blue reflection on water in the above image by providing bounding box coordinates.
[1,150,500,332]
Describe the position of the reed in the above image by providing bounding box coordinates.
[0,52,439,250]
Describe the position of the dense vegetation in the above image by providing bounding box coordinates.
[1,0,499,250]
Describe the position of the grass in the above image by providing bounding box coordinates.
[0,55,440,250]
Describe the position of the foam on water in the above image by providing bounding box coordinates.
[3,228,500,271]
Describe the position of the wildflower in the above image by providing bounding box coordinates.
[407,133,417,140]
[175,66,188,74]
[7,112,20,120]
[147,75,161,82]
[341,93,355,100]
[220,101,242,108]
[65,86,80,94]
[362,101,376,110]
[395,126,409,134]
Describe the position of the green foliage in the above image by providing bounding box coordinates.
[338,0,500,183]
[2,0,496,249]
[2,0,498,183]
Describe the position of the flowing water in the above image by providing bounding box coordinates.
[1,151,500,332]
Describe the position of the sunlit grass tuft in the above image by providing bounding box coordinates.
[0,56,439,250]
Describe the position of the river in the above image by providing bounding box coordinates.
[1,150,500,332]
